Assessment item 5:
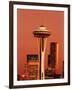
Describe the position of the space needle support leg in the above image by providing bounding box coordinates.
[40,38,45,80]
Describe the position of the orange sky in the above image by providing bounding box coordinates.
[17,9,64,76]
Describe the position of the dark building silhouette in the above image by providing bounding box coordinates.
[45,42,61,79]
[50,42,57,68]
[48,54,55,68]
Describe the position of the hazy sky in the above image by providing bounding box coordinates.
[17,9,64,76]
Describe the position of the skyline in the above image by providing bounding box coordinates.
[17,42,64,80]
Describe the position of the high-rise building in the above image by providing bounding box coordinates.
[27,54,40,80]
[49,42,59,69]
[45,42,59,79]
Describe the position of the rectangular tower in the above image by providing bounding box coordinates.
[49,42,59,69]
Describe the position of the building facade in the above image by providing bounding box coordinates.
[27,54,40,80]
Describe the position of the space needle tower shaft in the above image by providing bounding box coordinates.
[33,25,51,80]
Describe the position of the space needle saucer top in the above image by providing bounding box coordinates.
[33,25,51,38]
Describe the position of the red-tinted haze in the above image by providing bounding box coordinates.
[17,9,64,76]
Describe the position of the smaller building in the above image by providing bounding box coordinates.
[27,54,40,80]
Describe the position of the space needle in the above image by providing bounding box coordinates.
[33,25,51,80]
